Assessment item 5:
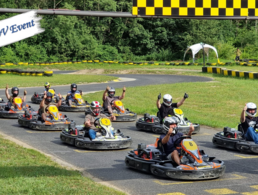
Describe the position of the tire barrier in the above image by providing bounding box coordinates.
[202,66,258,79]
[2,60,255,67]
[0,69,52,76]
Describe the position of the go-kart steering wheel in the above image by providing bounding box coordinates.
[93,118,106,135]
[173,135,191,148]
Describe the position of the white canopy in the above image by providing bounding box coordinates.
[183,43,218,62]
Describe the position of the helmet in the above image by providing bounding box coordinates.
[46,92,53,102]
[163,116,179,134]
[71,83,77,93]
[11,87,19,97]
[163,94,172,106]
[90,101,101,116]
[246,102,257,117]
[108,87,115,98]
[44,82,50,89]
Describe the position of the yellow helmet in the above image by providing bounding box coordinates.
[44,82,50,88]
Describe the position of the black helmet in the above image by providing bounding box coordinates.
[71,83,77,93]
[108,87,115,98]
[11,87,19,97]
[46,92,53,102]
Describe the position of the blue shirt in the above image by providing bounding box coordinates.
[67,90,80,98]
[159,133,183,155]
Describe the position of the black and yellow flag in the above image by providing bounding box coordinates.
[132,0,258,17]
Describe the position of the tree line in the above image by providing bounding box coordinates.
[0,0,257,63]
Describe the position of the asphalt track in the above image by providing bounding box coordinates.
[1,74,258,195]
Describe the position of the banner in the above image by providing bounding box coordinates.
[132,0,258,17]
[0,10,44,47]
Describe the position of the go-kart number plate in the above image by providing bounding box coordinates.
[115,101,123,106]
[74,94,82,99]
[14,98,22,104]
[49,105,58,112]
[174,109,183,115]
[182,140,198,151]
[197,165,212,169]
[101,118,111,126]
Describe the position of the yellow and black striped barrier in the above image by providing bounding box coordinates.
[202,66,258,79]
[0,69,53,76]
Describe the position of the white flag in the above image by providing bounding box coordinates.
[0,10,44,47]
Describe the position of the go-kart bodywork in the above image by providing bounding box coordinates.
[18,105,72,131]
[31,89,64,104]
[212,127,258,154]
[136,108,200,134]
[0,97,35,119]
[125,137,225,180]
[59,93,90,112]
[60,118,132,150]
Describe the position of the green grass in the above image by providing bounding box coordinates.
[0,74,117,89]
[2,60,258,73]
[0,135,125,195]
[83,72,258,129]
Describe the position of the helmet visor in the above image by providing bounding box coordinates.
[164,99,171,104]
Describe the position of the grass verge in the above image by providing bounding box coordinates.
[83,72,258,129]
[0,74,117,89]
[0,135,125,195]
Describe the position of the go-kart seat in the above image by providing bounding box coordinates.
[156,139,168,160]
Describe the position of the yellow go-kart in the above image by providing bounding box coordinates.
[59,93,90,112]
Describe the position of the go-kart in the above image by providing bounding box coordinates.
[136,108,200,134]
[18,105,73,131]
[0,97,35,119]
[212,125,258,154]
[125,136,225,180]
[59,93,90,112]
[85,100,137,122]
[60,117,132,150]
[31,89,64,104]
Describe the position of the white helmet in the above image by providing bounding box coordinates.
[163,94,172,106]
[163,117,179,134]
[246,102,257,117]
[90,101,101,116]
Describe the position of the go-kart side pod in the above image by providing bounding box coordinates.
[150,160,226,180]
[236,141,258,154]
[212,132,242,150]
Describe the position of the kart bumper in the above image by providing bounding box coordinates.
[151,162,226,180]
[60,131,132,150]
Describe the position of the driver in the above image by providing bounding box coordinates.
[240,102,258,144]
[84,101,116,140]
[39,91,62,121]
[102,86,126,114]
[160,117,194,165]
[66,83,81,106]
[157,93,188,123]
[5,84,27,107]
[44,82,51,92]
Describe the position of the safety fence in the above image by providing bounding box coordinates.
[202,66,258,79]
[0,69,53,76]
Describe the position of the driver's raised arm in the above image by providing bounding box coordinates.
[186,124,194,137]
[162,127,173,144]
